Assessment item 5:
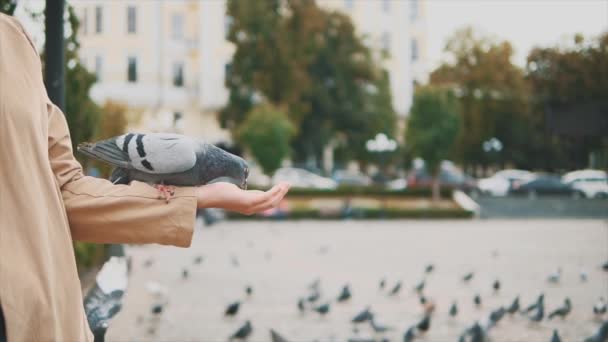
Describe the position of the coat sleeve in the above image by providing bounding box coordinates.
[47,102,197,247]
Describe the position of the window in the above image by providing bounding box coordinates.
[381,32,391,52]
[82,8,88,35]
[173,62,184,87]
[127,56,137,83]
[172,13,184,40]
[411,39,419,61]
[344,0,354,10]
[95,6,103,34]
[127,6,137,34]
[95,55,103,81]
[410,0,418,21]
[382,0,390,13]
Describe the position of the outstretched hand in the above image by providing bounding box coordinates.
[196,182,290,215]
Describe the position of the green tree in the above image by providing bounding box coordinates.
[93,101,129,178]
[430,27,531,174]
[237,103,295,175]
[0,0,16,15]
[406,87,460,202]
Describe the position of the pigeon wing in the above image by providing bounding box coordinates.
[119,133,198,174]
[78,137,131,169]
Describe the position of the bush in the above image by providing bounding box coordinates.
[228,207,473,220]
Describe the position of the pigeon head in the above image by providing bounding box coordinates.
[202,144,249,189]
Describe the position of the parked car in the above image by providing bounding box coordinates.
[477,169,535,196]
[386,178,408,191]
[510,174,581,197]
[272,167,338,189]
[562,169,608,198]
[332,170,372,187]
[407,159,476,192]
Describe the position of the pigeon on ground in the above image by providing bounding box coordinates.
[487,307,506,328]
[181,268,189,279]
[580,269,588,282]
[474,294,482,307]
[550,329,562,342]
[193,255,204,265]
[297,298,306,313]
[143,258,154,268]
[379,278,386,290]
[584,321,608,342]
[225,301,241,316]
[548,298,572,319]
[449,301,459,317]
[313,303,330,316]
[594,297,607,316]
[414,280,425,294]
[602,261,608,272]
[547,268,562,284]
[462,272,474,283]
[307,290,321,303]
[523,294,545,314]
[270,329,290,342]
[417,315,431,334]
[388,281,402,296]
[403,326,416,342]
[79,133,249,200]
[245,285,253,296]
[230,320,252,340]
[151,303,164,315]
[337,285,352,302]
[458,323,486,342]
[528,303,545,323]
[507,296,520,314]
[370,318,392,333]
[352,307,373,323]
[492,279,501,292]
[425,264,434,274]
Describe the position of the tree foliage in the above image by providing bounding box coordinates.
[223,0,396,168]
[237,103,295,174]
[0,0,16,15]
[93,101,129,178]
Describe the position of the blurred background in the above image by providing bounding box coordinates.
[2,0,607,341]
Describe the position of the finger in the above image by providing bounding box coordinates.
[250,184,283,206]
[250,184,289,213]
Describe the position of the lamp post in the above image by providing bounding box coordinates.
[482,137,503,173]
[366,133,398,182]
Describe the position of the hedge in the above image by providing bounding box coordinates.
[250,186,454,198]
[228,207,473,220]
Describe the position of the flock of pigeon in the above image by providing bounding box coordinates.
[138,255,608,342]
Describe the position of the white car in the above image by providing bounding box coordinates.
[562,169,608,198]
[272,167,338,190]
[477,169,535,196]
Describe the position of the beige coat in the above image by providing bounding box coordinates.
[0,14,197,341]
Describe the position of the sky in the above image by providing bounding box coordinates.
[425,0,608,69]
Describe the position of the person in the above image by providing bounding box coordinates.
[0,13,289,341]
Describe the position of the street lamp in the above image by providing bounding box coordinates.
[366,133,398,153]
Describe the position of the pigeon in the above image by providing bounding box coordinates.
[488,307,506,327]
[547,268,562,284]
[307,290,321,303]
[425,264,434,274]
[449,301,458,317]
[523,294,545,314]
[550,329,562,342]
[245,286,253,296]
[297,298,305,313]
[548,298,571,319]
[403,326,416,342]
[151,303,164,315]
[602,261,608,272]
[79,133,249,188]
[225,301,241,316]
[459,323,486,342]
[352,307,373,323]
[584,321,608,342]
[474,294,482,307]
[492,279,500,292]
[594,297,607,316]
[313,303,330,316]
[379,278,386,290]
[416,315,431,333]
[337,285,352,302]
[193,255,204,265]
[370,318,392,333]
[462,272,474,283]
[388,281,402,296]
[230,320,252,340]
[143,258,154,268]
[270,329,290,342]
[181,268,189,279]
[528,304,544,323]
[507,296,520,314]
[580,269,588,282]
[414,280,425,294]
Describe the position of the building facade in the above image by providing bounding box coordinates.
[73,0,426,143]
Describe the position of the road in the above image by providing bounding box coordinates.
[107,220,608,341]
[475,196,608,219]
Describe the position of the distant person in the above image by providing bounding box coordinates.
[0,13,289,341]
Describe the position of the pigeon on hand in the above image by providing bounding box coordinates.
[78,133,249,200]
[225,301,241,316]
[507,296,520,314]
[449,301,458,317]
[550,329,562,342]
[548,298,571,320]
[337,285,352,302]
[230,320,253,340]
[352,307,373,323]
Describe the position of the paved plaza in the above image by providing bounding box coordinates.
[107,219,608,341]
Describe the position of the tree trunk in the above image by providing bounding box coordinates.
[431,171,441,203]
[44,0,66,111]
